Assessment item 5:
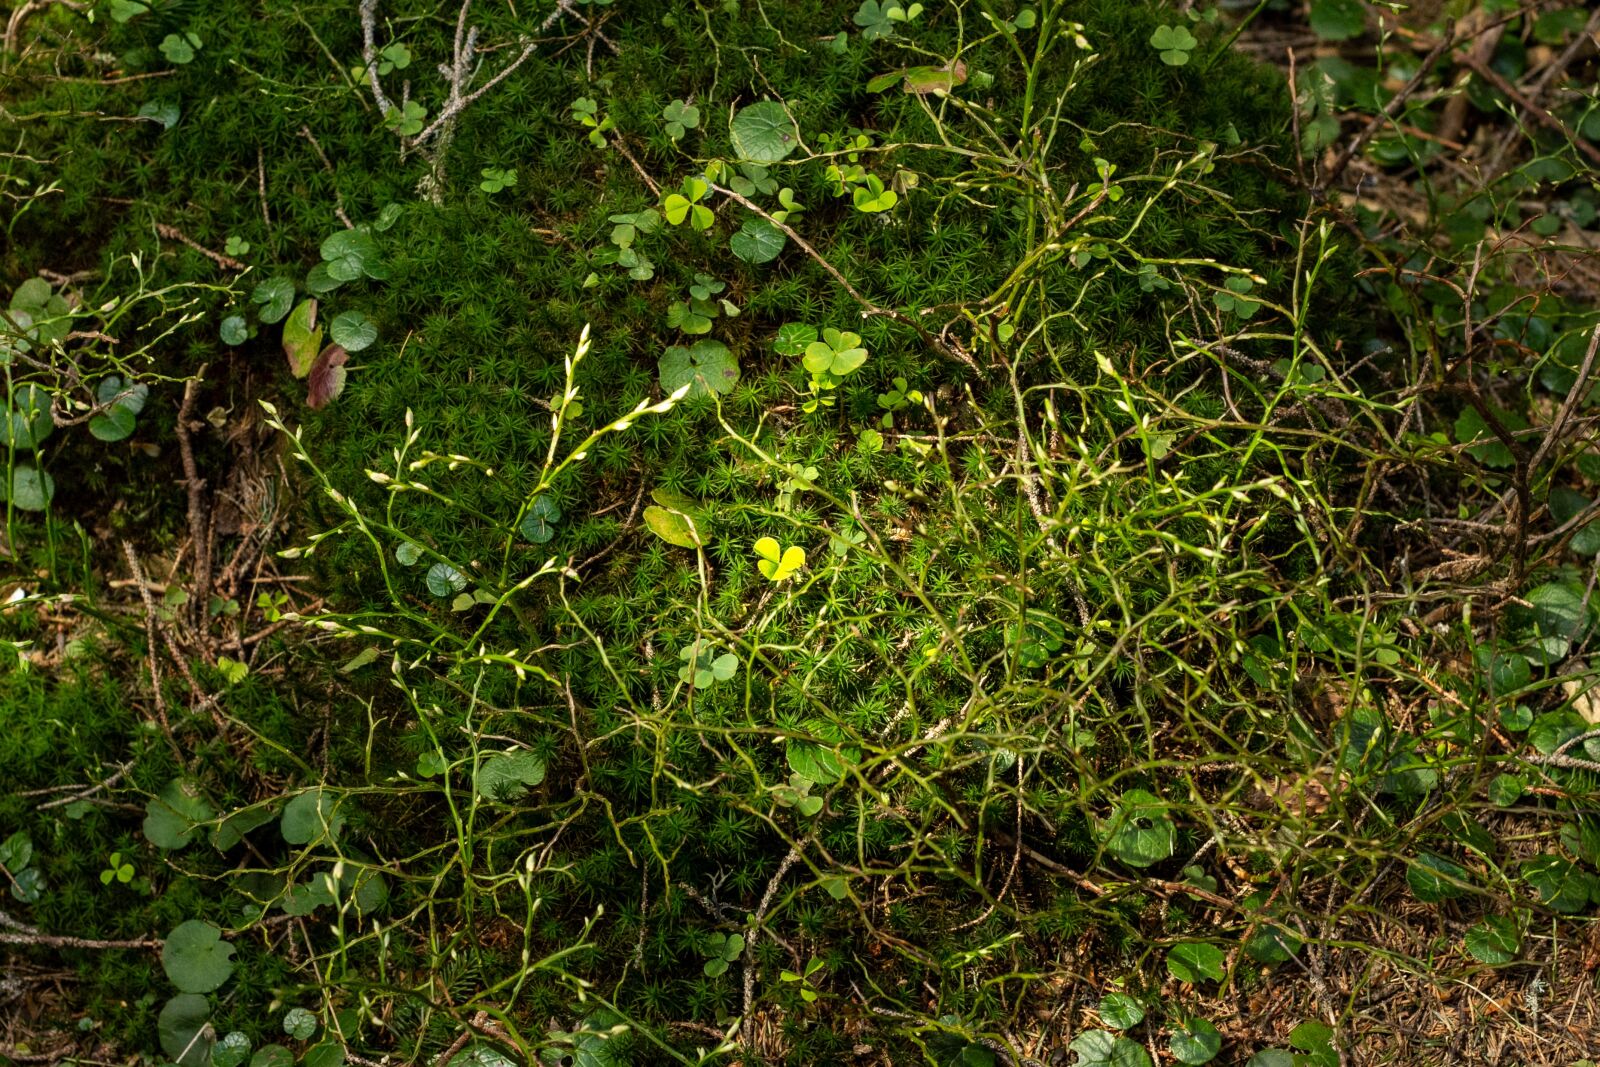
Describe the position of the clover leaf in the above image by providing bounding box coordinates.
[851,173,898,213]
[754,536,805,581]
[1213,275,1260,319]
[1149,24,1197,66]
[802,327,868,378]
[663,99,700,141]
[678,640,738,687]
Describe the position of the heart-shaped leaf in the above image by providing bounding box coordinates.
[280,788,344,846]
[252,278,295,323]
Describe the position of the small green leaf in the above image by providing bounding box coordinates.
[1407,852,1470,902]
[282,299,322,378]
[1099,992,1144,1030]
[280,788,344,847]
[1465,915,1520,964]
[162,920,236,993]
[1100,789,1175,868]
[1169,1017,1222,1065]
[252,278,295,324]
[519,495,562,543]
[1068,1030,1152,1067]
[730,217,787,264]
[283,1008,317,1041]
[158,994,213,1067]
[426,562,468,597]
[659,339,740,398]
[1166,942,1226,984]
[144,780,216,851]
[730,101,799,163]
[329,311,377,352]
[473,749,547,802]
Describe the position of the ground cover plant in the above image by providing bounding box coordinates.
[3,0,1600,1064]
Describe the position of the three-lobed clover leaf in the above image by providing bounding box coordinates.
[479,167,517,194]
[662,98,700,141]
[855,0,921,41]
[1213,276,1261,319]
[159,32,202,64]
[802,327,869,378]
[851,173,899,213]
[701,932,744,976]
[677,639,738,688]
[1149,24,1198,66]
[754,536,805,581]
[384,99,427,137]
[663,176,713,230]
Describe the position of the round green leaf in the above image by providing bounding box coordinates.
[1309,0,1366,40]
[5,384,54,452]
[659,339,740,398]
[1101,789,1175,868]
[1166,941,1226,984]
[1406,852,1469,902]
[252,279,295,324]
[730,101,799,163]
[1099,992,1144,1030]
[473,749,546,802]
[729,217,786,264]
[144,779,217,851]
[304,1043,346,1067]
[1521,853,1595,912]
[158,994,213,1067]
[1169,1018,1222,1065]
[1068,1029,1153,1067]
[283,1007,317,1040]
[1465,915,1520,964]
[426,562,468,597]
[162,920,236,993]
[213,1031,252,1067]
[329,311,377,352]
[220,315,249,345]
[1488,773,1524,807]
[251,1045,295,1067]
[280,788,344,846]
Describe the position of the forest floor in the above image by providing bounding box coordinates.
[3,1,1600,1065]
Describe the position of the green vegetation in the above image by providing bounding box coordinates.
[3,0,1600,1064]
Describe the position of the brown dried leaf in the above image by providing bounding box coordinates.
[306,343,348,409]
